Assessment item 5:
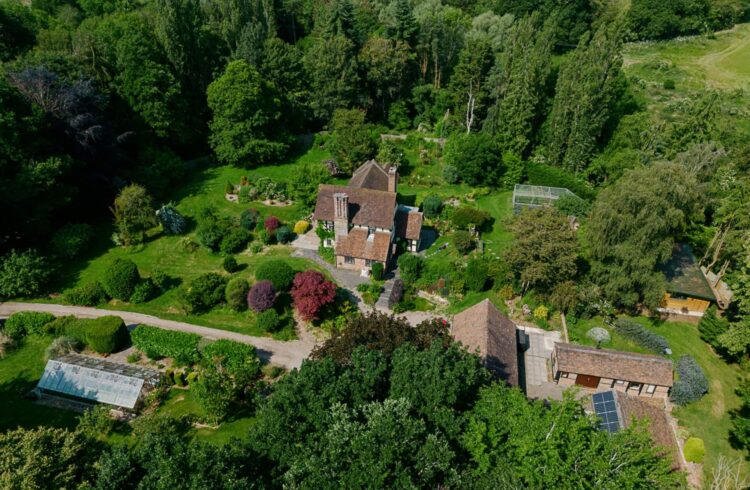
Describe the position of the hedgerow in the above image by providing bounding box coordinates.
[131,325,201,363]
[3,311,55,339]
[612,319,669,353]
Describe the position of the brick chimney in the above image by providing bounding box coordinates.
[388,166,398,193]
[333,192,349,237]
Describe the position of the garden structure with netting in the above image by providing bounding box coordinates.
[512,184,577,213]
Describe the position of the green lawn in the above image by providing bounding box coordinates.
[0,336,80,431]
[568,316,749,477]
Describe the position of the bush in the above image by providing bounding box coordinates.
[0,249,52,299]
[554,195,590,217]
[83,316,128,354]
[371,262,384,281]
[150,271,174,291]
[102,258,140,301]
[131,325,201,362]
[64,282,108,306]
[397,254,424,285]
[255,308,281,332]
[663,79,675,90]
[464,259,488,292]
[196,211,232,252]
[222,256,239,273]
[250,242,263,254]
[525,162,593,199]
[45,336,80,360]
[451,207,491,230]
[52,224,94,258]
[4,312,55,338]
[533,305,548,320]
[671,355,709,406]
[452,231,474,255]
[181,273,228,313]
[443,132,501,186]
[698,306,728,350]
[248,280,276,312]
[258,229,274,245]
[264,216,280,234]
[683,437,705,463]
[219,228,251,254]
[276,226,294,244]
[225,278,250,312]
[422,195,442,219]
[293,221,310,235]
[131,278,160,304]
[291,270,337,321]
[225,181,235,194]
[156,204,187,235]
[612,319,669,353]
[389,279,404,308]
[442,164,459,184]
[255,260,295,291]
[201,339,260,379]
[44,315,77,337]
[240,209,260,230]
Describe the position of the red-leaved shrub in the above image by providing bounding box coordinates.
[291,270,336,321]
[264,216,280,234]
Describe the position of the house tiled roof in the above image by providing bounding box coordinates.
[313,185,397,229]
[348,160,390,191]
[395,209,423,241]
[661,243,716,301]
[555,343,673,387]
[335,228,391,262]
[615,392,680,468]
[451,299,519,386]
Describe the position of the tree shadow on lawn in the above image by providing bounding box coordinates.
[0,376,79,431]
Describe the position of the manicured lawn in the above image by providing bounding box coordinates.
[568,316,749,478]
[0,336,80,431]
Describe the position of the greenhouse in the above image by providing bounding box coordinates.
[35,353,161,410]
[512,184,578,213]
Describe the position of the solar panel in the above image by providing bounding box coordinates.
[592,391,620,433]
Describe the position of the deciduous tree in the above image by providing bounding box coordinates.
[291,270,336,321]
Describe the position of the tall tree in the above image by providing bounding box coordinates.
[383,0,418,46]
[358,36,414,119]
[414,0,468,89]
[112,184,157,246]
[303,35,361,123]
[483,15,554,155]
[544,20,626,173]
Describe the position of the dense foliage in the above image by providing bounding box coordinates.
[255,260,295,291]
[247,280,277,312]
[612,319,670,354]
[101,258,140,301]
[670,355,709,406]
[130,324,201,363]
[291,270,336,321]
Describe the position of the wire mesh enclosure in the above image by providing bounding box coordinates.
[512,184,577,213]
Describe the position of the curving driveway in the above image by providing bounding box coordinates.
[0,302,315,370]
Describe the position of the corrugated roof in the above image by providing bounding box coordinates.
[661,244,716,301]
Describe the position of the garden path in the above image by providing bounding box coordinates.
[0,302,314,370]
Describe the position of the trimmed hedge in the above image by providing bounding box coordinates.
[612,319,669,353]
[255,260,295,291]
[683,437,705,463]
[131,325,201,363]
[102,258,140,301]
[63,316,128,354]
[670,355,708,406]
[3,312,55,339]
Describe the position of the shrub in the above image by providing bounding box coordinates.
[225,278,250,312]
[554,195,591,217]
[240,209,260,230]
[525,162,593,199]
[397,254,424,285]
[201,339,260,379]
[64,282,108,306]
[130,278,160,304]
[264,216,280,234]
[84,316,128,354]
[371,262,384,281]
[291,270,337,321]
[44,315,77,337]
[52,223,94,258]
[126,352,141,363]
[225,181,235,194]
[250,242,263,254]
[196,210,232,251]
[4,312,55,338]
[255,308,281,332]
[671,355,708,406]
[464,259,488,292]
[255,260,295,291]
[533,305,548,320]
[451,207,491,230]
[663,79,675,90]
[612,319,669,353]
[180,273,228,313]
[258,229,274,245]
[102,258,140,301]
[0,249,52,299]
[45,336,80,360]
[452,231,474,255]
[219,228,251,254]
[422,195,442,218]
[275,226,293,244]
[389,279,404,308]
[683,438,705,463]
[293,221,310,235]
[150,271,175,291]
[442,164,459,184]
[156,204,187,235]
[222,256,239,273]
[444,132,502,186]
[698,306,728,350]
[248,280,276,312]
[131,325,201,362]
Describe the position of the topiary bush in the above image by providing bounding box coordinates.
[255,308,281,332]
[219,228,251,254]
[464,259,488,291]
[612,319,669,353]
[683,437,705,463]
[370,262,384,281]
[52,223,94,258]
[293,220,310,235]
[422,195,442,219]
[131,324,201,362]
[102,258,140,301]
[248,280,276,312]
[275,226,293,244]
[64,281,109,306]
[83,316,128,354]
[222,256,239,273]
[3,312,56,338]
[255,260,295,291]
[452,230,474,255]
[225,278,250,311]
[671,355,708,406]
[180,273,228,313]
[240,209,260,230]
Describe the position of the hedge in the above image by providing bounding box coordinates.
[3,311,55,339]
[255,260,295,291]
[670,355,708,406]
[612,319,669,353]
[131,325,201,363]
[683,437,705,463]
[63,316,128,354]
